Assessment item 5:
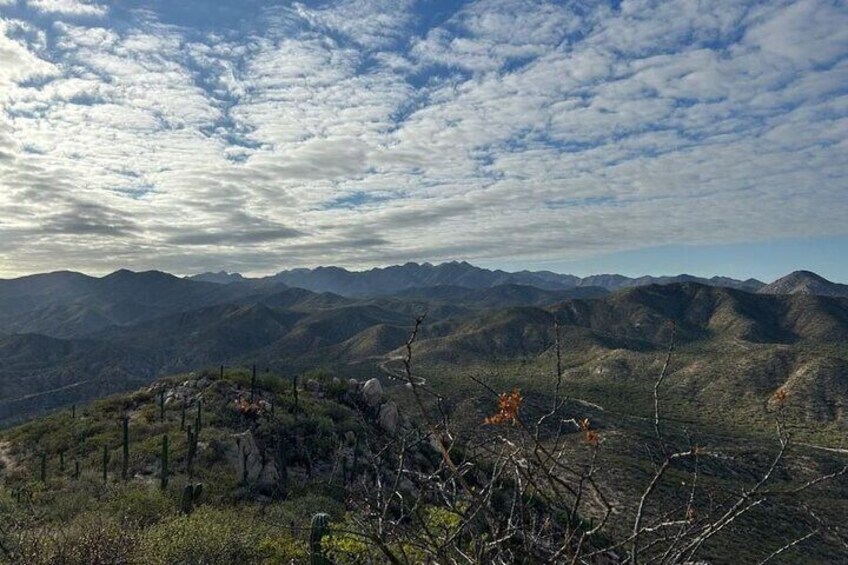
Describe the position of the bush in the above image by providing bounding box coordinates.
[105,483,173,527]
[135,507,266,565]
[13,513,136,565]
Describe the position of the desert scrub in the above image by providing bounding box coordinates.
[12,513,136,565]
[135,507,268,565]
[105,483,174,527]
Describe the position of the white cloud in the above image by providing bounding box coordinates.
[0,0,846,277]
[27,0,107,17]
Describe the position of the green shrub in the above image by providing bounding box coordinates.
[135,507,266,565]
[13,513,136,565]
[105,483,173,527]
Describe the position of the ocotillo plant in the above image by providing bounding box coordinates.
[39,452,46,483]
[102,445,109,483]
[160,434,169,490]
[309,513,331,565]
[180,483,203,515]
[121,416,130,480]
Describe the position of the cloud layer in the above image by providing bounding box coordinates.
[0,0,846,276]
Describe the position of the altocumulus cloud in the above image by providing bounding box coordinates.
[0,0,846,276]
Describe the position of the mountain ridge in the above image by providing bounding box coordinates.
[187,261,767,296]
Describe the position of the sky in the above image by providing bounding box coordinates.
[0,0,846,282]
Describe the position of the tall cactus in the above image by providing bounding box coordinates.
[71,404,76,419]
[159,389,165,422]
[309,513,331,565]
[121,416,130,480]
[74,460,80,480]
[59,450,65,473]
[180,483,203,515]
[186,425,197,476]
[195,400,202,432]
[160,434,169,490]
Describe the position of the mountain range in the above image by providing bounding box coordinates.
[189,261,768,295]
[1,263,846,428]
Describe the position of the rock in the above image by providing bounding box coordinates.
[378,401,399,435]
[362,378,383,407]
[227,430,280,488]
[305,379,321,392]
[197,377,210,388]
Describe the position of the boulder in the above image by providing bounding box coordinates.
[227,430,280,488]
[378,401,399,435]
[362,378,383,407]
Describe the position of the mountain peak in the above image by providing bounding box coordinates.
[758,270,848,297]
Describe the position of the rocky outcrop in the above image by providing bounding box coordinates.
[227,429,281,488]
[378,401,399,435]
[362,378,383,407]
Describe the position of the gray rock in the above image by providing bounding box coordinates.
[227,430,280,488]
[362,378,383,407]
[378,401,399,435]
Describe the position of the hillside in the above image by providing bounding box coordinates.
[2,272,848,431]
[1,363,846,563]
[759,270,848,297]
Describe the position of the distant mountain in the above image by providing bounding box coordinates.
[188,261,765,296]
[758,270,848,297]
[0,269,287,338]
[3,272,847,426]
[188,270,248,284]
[388,284,609,307]
[582,273,765,292]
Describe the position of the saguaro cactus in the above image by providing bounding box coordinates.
[160,435,169,490]
[186,425,198,476]
[159,389,165,422]
[250,364,257,402]
[59,450,65,473]
[121,416,130,480]
[180,483,203,514]
[74,460,80,480]
[195,400,202,432]
[310,513,331,565]
[71,404,76,419]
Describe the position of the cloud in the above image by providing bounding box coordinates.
[27,0,107,17]
[0,0,846,277]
